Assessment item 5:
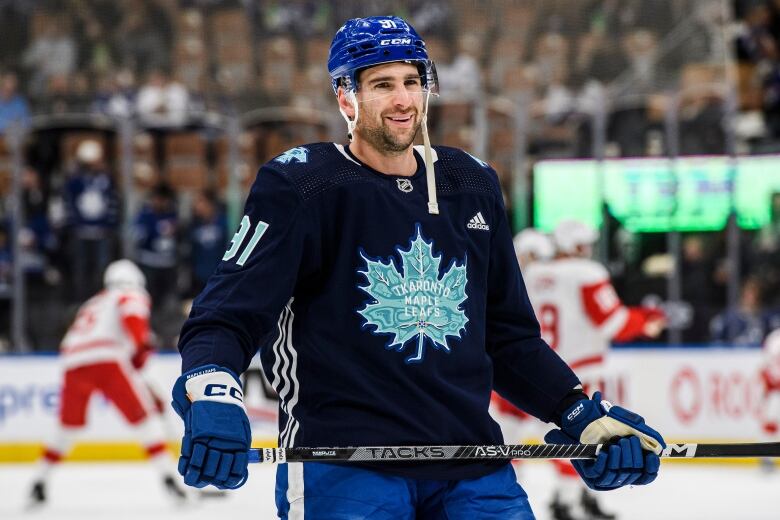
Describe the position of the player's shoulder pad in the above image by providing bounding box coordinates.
[555,257,610,284]
[431,146,502,199]
[262,142,336,175]
[259,142,368,202]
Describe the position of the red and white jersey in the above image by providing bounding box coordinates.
[523,257,651,369]
[60,287,151,370]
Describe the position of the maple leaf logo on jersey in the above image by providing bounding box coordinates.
[357,225,469,364]
[274,146,309,164]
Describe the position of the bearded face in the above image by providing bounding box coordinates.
[352,62,425,154]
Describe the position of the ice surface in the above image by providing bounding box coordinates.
[1,460,778,520]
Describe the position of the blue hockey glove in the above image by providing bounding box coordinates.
[544,391,666,491]
[171,364,251,490]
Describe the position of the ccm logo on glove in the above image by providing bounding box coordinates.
[204,384,243,401]
[182,368,248,410]
[567,402,584,421]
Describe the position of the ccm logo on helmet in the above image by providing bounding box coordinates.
[380,38,412,45]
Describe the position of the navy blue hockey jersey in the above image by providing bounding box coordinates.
[178,142,581,480]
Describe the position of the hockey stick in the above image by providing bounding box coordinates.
[247,442,780,464]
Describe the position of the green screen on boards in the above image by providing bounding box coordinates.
[532,156,780,232]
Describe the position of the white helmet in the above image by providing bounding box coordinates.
[104,259,146,289]
[76,139,103,164]
[513,229,554,261]
[766,329,780,358]
[553,219,599,255]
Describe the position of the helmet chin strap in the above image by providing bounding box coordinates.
[421,89,438,215]
[340,88,439,215]
[339,90,359,142]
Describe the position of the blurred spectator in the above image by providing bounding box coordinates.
[408,0,453,38]
[678,64,727,154]
[136,68,190,128]
[20,166,62,348]
[681,235,720,342]
[607,29,660,157]
[0,70,30,134]
[63,139,119,301]
[624,30,659,88]
[531,32,570,94]
[435,33,483,100]
[38,74,75,115]
[259,37,297,102]
[0,1,30,70]
[22,20,77,98]
[737,1,780,138]
[736,2,776,63]
[71,71,93,108]
[710,276,780,345]
[91,68,137,119]
[42,71,94,115]
[115,3,172,75]
[261,0,330,38]
[21,166,56,261]
[133,182,179,314]
[685,1,727,64]
[72,3,118,76]
[186,190,227,296]
[540,73,576,124]
[572,29,628,87]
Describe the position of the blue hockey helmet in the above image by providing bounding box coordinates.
[328,16,438,94]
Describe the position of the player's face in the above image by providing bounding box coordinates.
[354,62,425,153]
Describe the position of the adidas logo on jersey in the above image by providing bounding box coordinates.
[467,212,490,231]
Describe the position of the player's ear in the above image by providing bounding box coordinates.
[337,87,356,120]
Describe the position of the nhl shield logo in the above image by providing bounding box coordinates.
[396,179,413,193]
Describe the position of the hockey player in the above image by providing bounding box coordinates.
[28,259,186,506]
[524,220,666,520]
[514,228,555,270]
[760,329,780,437]
[172,17,666,519]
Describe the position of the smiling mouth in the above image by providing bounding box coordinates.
[386,114,415,127]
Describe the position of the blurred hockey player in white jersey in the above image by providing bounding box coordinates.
[524,220,666,520]
[760,329,780,437]
[27,260,187,506]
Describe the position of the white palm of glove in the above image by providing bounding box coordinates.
[580,399,663,455]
